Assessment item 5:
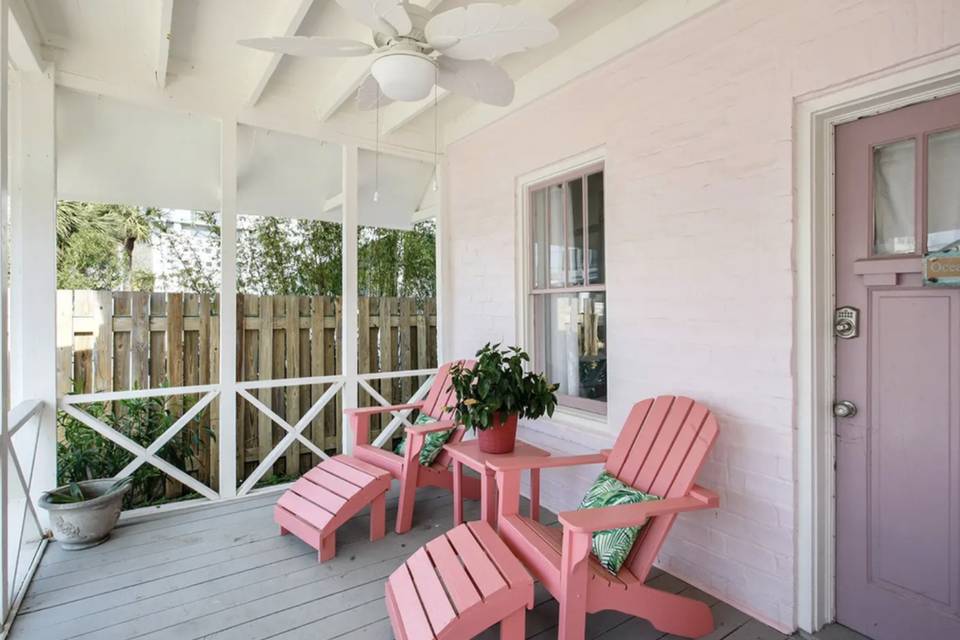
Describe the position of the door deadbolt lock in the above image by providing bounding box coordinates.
[833,400,857,418]
[834,306,859,339]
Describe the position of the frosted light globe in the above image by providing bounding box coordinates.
[371,52,436,102]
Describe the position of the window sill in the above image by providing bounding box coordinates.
[521,405,611,445]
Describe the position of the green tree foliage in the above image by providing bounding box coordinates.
[162,214,436,299]
[58,201,437,299]
[57,228,127,290]
[57,201,163,289]
[358,221,436,299]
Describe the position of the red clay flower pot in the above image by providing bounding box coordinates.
[477,413,518,454]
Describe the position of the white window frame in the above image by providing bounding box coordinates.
[515,147,607,421]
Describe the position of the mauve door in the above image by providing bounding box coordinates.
[835,91,960,640]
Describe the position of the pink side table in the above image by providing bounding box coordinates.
[443,439,550,528]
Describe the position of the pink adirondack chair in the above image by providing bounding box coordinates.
[491,395,720,640]
[344,360,480,534]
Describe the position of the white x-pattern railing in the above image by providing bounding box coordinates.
[52,367,439,509]
[2,399,47,633]
[235,375,344,496]
[59,385,222,501]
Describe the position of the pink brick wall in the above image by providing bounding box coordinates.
[443,0,960,631]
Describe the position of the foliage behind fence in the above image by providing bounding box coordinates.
[56,290,438,500]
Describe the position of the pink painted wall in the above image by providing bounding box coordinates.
[443,0,960,631]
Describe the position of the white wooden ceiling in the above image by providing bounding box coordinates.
[16,0,722,220]
[15,0,722,148]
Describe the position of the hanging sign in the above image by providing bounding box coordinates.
[924,241,960,287]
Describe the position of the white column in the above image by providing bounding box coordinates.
[218,120,238,497]
[9,68,57,516]
[0,0,11,619]
[340,144,359,453]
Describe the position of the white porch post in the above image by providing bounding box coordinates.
[340,144,358,453]
[0,0,11,619]
[218,119,238,497]
[9,68,57,515]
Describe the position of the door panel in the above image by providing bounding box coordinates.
[835,91,960,640]
[870,291,957,606]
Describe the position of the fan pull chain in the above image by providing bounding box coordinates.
[374,89,380,204]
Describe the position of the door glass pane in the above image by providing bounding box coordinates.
[536,292,607,405]
[873,139,916,255]
[587,171,604,284]
[532,188,548,289]
[927,128,960,252]
[547,184,565,287]
[566,178,584,286]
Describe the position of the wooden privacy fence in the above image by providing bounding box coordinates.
[56,290,438,493]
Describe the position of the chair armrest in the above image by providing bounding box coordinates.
[405,419,458,435]
[558,484,719,533]
[488,451,609,473]
[342,402,424,417]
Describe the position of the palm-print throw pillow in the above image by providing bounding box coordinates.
[393,414,453,466]
[577,471,660,574]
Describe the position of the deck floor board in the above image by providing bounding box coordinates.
[11,486,867,640]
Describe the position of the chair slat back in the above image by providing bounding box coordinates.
[424,359,475,467]
[604,396,719,580]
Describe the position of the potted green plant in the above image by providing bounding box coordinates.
[38,477,132,550]
[448,344,559,454]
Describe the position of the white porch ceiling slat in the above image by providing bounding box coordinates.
[154,0,175,87]
[379,0,577,135]
[245,0,315,106]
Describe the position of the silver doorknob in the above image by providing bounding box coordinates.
[833,400,857,418]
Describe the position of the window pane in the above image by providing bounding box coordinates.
[927,128,960,252]
[532,188,548,289]
[537,292,607,405]
[566,178,584,286]
[587,171,604,284]
[547,184,565,287]
[873,139,916,255]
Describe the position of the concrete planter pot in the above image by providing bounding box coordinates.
[39,479,130,550]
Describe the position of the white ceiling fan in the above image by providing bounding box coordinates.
[238,0,559,109]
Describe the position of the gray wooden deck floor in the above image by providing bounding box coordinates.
[10,487,868,640]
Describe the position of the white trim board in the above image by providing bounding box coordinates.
[792,45,960,634]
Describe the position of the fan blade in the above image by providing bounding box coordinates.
[437,57,514,106]
[356,74,394,110]
[335,0,412,37]
[425,3,558,61]
[238,36,373,57]
[428,0,473,12]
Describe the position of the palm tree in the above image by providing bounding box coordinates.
[56,201,163,289]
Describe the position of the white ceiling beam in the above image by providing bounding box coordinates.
[314,0,444,123]
[379,0,577,135]
[445,0,724,143]
[9,0,44,72]
[245,0,315,106]
[154,0,175,87]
